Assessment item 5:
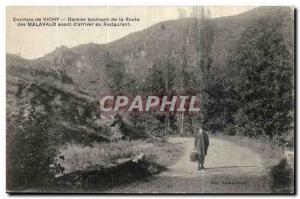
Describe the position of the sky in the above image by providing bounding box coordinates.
[7,6,255,59]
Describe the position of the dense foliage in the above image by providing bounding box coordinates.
[7,111,58,190]
[228,17,294,138]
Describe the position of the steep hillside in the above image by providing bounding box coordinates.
[7,54,110,146]
[19,6,293,97]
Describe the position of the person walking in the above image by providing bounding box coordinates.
[194,127,209,170]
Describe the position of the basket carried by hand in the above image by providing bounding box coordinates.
[190,149,198,162]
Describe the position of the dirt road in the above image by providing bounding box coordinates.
[108,137,273,193]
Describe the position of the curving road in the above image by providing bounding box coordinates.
[108,137,273,193]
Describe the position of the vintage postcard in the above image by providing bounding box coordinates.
[6,6,295,194]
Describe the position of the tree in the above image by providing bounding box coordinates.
[7,108,58,190]
[190,6,214,73]
[104,52,140,94]
[191,6,217,131]
[142,59,177,136]
[104,53,126,92]
[228,17,294,138]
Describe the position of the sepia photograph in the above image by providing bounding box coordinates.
[6,6,295,194]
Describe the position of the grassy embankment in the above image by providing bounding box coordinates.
[58,139,183,175]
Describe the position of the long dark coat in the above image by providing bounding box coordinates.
[194,132,209,156]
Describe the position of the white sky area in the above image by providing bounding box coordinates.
[7,6,255,59]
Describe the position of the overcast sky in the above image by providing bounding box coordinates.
[7,6,255,59]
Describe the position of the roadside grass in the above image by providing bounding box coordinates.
[58,140,183,174]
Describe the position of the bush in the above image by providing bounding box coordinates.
[7,113,58,190]
[270,158,293,193]
[224,126,237,136]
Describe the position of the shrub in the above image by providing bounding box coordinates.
[7,113,58,190]
[270,158,293,193]
[224,126,237,136]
